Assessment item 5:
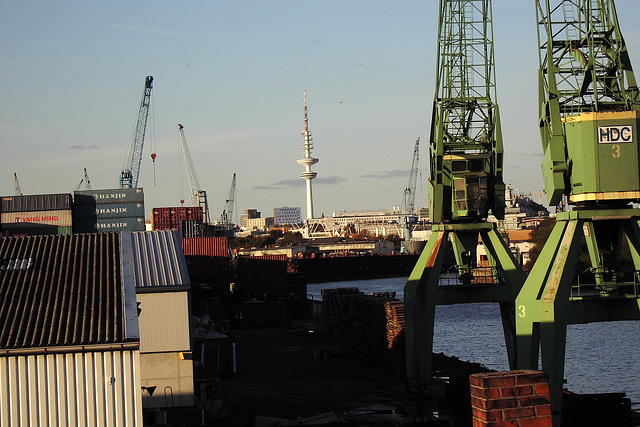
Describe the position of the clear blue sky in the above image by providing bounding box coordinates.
[2,1,640,221]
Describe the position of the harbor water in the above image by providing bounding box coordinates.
[308,276,640,410]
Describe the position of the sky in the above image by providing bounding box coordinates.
[2,1,640,223]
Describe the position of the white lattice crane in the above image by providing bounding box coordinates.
[400,137,420,215]
[220,173,236,228]
[120,76,153,189]
[74,168,92,192]
[13,173,22,196]
[178,124,210,223]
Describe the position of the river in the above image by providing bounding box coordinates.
[308,276,640,410]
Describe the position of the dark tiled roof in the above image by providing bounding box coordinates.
[0,232,134,350]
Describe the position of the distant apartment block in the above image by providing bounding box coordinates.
[240,209,274,231]
[274,206,302,225]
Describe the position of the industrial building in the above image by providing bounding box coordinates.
[0,229,202,426]
[0,232,143,426]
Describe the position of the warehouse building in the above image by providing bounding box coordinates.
[0,232,143,426]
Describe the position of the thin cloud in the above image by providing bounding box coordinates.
[254,185,281,190]
[315,176,346,185]
[361,170,407,179]
[255,176,346,190]
[70,145,99,150]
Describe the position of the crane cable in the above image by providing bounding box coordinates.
[150,92,157,186]
[177,128,185,206]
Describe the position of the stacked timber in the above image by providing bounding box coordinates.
[384,300,405,349]
[320,288,405,374]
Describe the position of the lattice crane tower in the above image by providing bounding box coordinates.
[297,90,318,220]
[516,1,640,421]
[404,0,525,395]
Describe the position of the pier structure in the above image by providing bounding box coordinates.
[404,0,526,395]
[515,1,640,423]
[297,90,318,225]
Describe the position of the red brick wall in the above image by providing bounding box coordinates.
[470,370,552,426]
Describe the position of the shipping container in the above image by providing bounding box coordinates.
[179,220,203,238]
[74,202,145,220]
[181,237,230,257]
[74,188,145,205]
[74,216,145,233]
[1,225,72,236]
[1,193,72,212]
[152,206,204,230]
[1,209,73,226]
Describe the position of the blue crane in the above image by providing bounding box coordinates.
[120,76,153,189]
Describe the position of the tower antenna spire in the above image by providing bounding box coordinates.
[297,90,319,221]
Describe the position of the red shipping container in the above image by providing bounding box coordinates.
[181,237,229,257]
[152,206,204,230]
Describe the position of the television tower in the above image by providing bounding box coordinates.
[297,90,318,219]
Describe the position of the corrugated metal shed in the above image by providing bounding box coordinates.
[1,350,141,426]
[0,232,139,349]
[0,232,143,426]
[125,230,191,288]
[137,292,191,353]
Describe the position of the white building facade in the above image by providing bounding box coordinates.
[274,206,302,225]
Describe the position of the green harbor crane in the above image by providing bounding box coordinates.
[516,0,640,420]
[120,76,153,189]
[404,0,525,394]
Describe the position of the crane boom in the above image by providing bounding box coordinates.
[401,138,420,215]
[220,173,236,227]
[429,0,505,222]
[74,168,92,192]
[178,124,210,223]
[120,76,153,189]
[13,173,22,196]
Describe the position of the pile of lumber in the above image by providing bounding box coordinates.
[320,288,406,374]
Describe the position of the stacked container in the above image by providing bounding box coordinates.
[179,219,204,238]
[73,188,145,233]
[152,206,203,230]
[181,237,230,257]
[1,193,73,236]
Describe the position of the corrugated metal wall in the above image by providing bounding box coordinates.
[0,350,142,427]
[137,292,191,353]
[127,230,191,288]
